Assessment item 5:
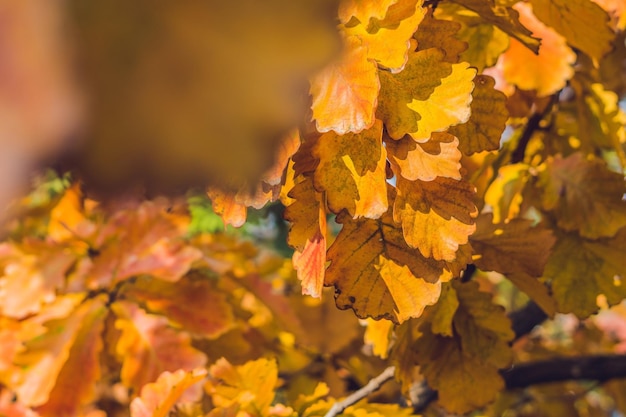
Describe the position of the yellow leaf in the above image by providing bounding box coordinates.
[130,368,207,417]
[459,23,510,71]
[378,49,453,139]
[413,281,514,414]
[546,229,626,318]
[531,0,615,60]
[310,35,380,134]
[338,0,398,24]
[449,74,508,155]
[538,153,626,239]
[393,177,477,261]
[386,132,462,181]
[430,283,459,337]
[483,163,531,223]
[205,358,278,415]
[312,121,388,219]
[406,61,476,141]
[326,204,452,323]
[364,318,394,359]
[499,3,576,97]
[345,0,426,72]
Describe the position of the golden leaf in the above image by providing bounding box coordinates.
[393,177,477,261]
[386,132,462,181]
[414,9,467,63]
[310,35,380,134]
[312,121,388,218]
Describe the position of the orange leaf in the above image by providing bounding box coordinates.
[386,132,462,181]
[310,35,380,134]
[120,274,235,339]
[130,368,207,417]
[338,0,398,24]
[499,3,575,97]
[312,120,388,218]
[393,177,477,261]
[111,301,207,393]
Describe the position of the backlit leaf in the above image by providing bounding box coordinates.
[414,10,467,63]
[338,0,398,24]
[326,205,452,323]
[393,177,477,261]
[531,0,615,60]
[386,132,462,181]
[413,280,514,413]
[312,120,388,219]
[310,35,380,134]
[130,368,207,417]
[449,74,508,155]
[538,153,626,239]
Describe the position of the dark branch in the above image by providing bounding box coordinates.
[510,95,558,164]
[503,354,626,389]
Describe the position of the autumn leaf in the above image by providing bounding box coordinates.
[414,10,467,63]
[457,21,509,71]
[120,274,235,339]
[386,132,462,181]
[364,318,394,359]
[470,213,557,315]
[338,0,398,24]
[449,74,508,155]
[130,368,207,417]
[310,35,380,134]
[538,153,626,239]
[499,3,576,97]
[530,0,615,60]
[111,301,207,393]
[378,48,453,139]
[450,0,540,53]
[325,203,451,322]
[36,296,107,417]
[88,201,202,289]
[545,229,626,318]
[312,120,388,218]
[413,280,514,413]
[393,177,477,261]
[205,357,278,415]
[284,178,327,298]
[4,295,100,408]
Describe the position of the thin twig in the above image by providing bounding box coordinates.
[324,366,397,417]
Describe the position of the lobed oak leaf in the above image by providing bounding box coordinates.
[325,205,452,323]
[205,357,278,415]
[406,61,476,141]
[470,213,557,315]
[499,3,576,97]
[430,282,459,337]
[284,178,328,298]
[338,0,398,24]
[120,274,235,339]
[310,35,380,135]
[393,177,477,261]
[413,280,514,413]
[88,201,202,288]
[538,153,626,239]
[312,120,388,219]
[530,0,615,60]
[111,301,207,393]
[377,48,453,139]
[345,0,426,72]
[450,0,540,53]
[545,229,626,318]
[457,22,509,71]
[36,296,108,417]
[130,368,207,417]
[449,74,508,155]
[386,132,462,181]
[483,163,531,223]
[47,184,95,242]
[414,10,467,63]
[5,295,102,408]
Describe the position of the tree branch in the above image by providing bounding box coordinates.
[503,354,626,389]
[510,95,558,164]
[324,366,397,417]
